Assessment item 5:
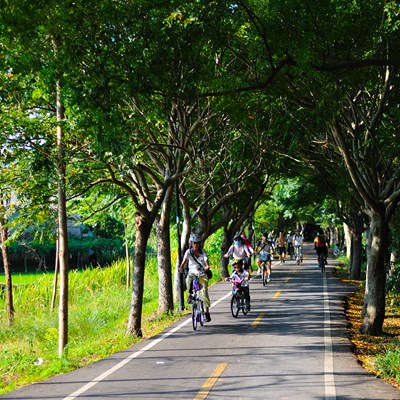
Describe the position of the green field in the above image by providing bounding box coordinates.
[0,258,197,395]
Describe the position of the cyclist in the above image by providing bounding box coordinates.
[314,229,328,266]
[224,234,252,274]
[225,259,250,312]
[179,233,212,322]
[240,232,254,271]
[255,233,274,282]
[275,231,287,264]
[293,229,304,261]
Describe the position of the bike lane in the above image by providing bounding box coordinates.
[1,246,399,400]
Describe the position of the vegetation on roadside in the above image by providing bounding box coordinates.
[336,264,400,389]
[0,262,164,394]
[0,249,221,395]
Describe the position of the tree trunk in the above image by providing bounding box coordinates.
[173,192,191,306]
[126,212,152,337]
[51,238,59,310]
[360,211,389,335]
[344,222,351,258]
[156,187,174,314]
[55,75,70,357]
[0,219,14,326]
[349,233,362,280]
[220,232,232,278]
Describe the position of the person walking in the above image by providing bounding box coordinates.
[287,230,294,260]
[275,231,287,264]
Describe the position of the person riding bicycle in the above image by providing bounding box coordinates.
[224,235,252,274]
[179,233,212,322]
[314,229,328,266]
[255,233,274,282]
[293,229,304,260]
[225,259,250,312]
[240,232,254,271]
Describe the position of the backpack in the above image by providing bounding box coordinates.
[315,235,326,247]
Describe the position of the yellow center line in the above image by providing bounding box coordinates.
[273,290,281,298]
[194,363,228,400]
[251,313,265,327]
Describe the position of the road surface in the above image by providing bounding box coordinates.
[2,244,399,399]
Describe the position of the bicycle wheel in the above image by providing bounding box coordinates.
[192,303,198,330]
[319,256,325,272]
[230,294,240,318]
[199,301,205,326]
[241,296,248,315]
[262,264,268,286]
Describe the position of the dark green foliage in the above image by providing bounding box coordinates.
[93,216,124,240]
[386,264,400,294]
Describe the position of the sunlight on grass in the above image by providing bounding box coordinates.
[0,258,185,395]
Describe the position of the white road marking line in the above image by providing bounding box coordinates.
[323,273,337,400]
[63,290,230,399]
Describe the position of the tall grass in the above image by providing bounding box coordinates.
[0,258,187,395]
[375,345,400,383]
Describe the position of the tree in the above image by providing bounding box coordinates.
[227,1,400,335]
[0,0,80,354]
[330,74,400,334]
[274,0,400,334]
[61,2,235,335]
[0,195,15,326]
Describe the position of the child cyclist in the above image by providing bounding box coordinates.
[225,259,251,312]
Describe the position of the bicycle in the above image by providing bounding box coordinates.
[287,242,294,260]
[318,253,327,272]
[191,276,205,330]
[294,245,303,265]
[259,257,272,286]
[333,244,345,257]
[229,277,249,318]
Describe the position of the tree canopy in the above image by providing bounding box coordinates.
[1,0,400,343]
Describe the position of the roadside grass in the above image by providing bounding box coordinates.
[0,257,197,395]
[335,263,400,389]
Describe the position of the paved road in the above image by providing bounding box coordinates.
[2,245,399,399]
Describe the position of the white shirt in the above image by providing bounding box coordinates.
[229,269,249,287]
[182,248,208,276]
[293,234,304,246]
[224,244,251,260]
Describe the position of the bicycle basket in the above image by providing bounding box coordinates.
[259,252,270,261]
[232,279,242,291]
[193,279,203,291]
